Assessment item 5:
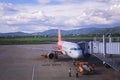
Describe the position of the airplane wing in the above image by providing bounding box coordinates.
[23,46,62,52]
[23,46,63,59]
[24,47,54,51]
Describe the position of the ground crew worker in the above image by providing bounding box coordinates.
[76,72,79,78]
[69,68,71,77]
[92,64,95,69]
[75,68,79,78]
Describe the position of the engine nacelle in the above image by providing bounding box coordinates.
[48,53,54,59]
[47,52,58,59]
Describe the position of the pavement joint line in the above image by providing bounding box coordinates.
[32,64,35,80]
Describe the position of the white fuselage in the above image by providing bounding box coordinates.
[57,41,82,59]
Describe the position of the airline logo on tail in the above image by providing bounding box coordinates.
[57,28,63,50]
[58,27,61,42]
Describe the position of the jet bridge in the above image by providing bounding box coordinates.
[88,35,120,71]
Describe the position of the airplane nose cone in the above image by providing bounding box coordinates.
[73,50,82,58]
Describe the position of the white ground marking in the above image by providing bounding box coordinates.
[32,65,35,80]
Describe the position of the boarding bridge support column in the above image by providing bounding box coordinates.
[109,34,112,43]
[89,41,93,54]
[103,35,106,58]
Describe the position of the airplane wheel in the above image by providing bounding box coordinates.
[55,55,58,59]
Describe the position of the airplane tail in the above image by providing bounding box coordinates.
[58,28,61,41]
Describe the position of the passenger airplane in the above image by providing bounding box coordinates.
[27,28,90,59]
[39,28,84,59]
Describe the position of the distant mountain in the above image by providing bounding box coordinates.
[32,27,100,36]
[31,26,120,36]
[0,26,120,37]
[68,27,100,34]
[0,32,30,37]
[92,26,120,34]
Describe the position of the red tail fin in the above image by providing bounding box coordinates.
[58,28,61,41]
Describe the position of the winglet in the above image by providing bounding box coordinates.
[58,27,61,41]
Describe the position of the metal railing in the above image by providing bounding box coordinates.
[92,53,120,71]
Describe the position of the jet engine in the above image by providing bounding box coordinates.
[48,53,54,59]
[47,52,58,59]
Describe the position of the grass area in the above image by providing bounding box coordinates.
[0,36,119,45]
[0,36,94,45]
[0,37,57,45]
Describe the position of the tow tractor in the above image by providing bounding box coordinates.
[75,62,95,75]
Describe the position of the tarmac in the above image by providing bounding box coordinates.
[0,44,120,80]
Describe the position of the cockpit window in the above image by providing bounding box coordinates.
[70,48,81,50]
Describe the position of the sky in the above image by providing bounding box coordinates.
[0,0,120,33]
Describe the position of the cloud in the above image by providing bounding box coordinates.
[0,4,54,32]
[0,3,18,15]
[0,25,19,33]
[37,0,51,4]
[0,0,120,33]
[64,3,120,26]
[37,0,83,4]
[57,0,81,3]
[94,0,110,3]
[1,10,51,26]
